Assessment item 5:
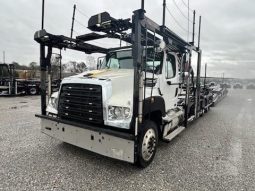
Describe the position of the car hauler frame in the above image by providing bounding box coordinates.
[35,0,209,167]
[0,63,41,96]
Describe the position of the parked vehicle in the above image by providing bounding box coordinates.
[0,63,40,96]
[233,83,243,89]
[209,81,217,87]
[246,83,255,89]
[220,83,231,89]
[211,85,228,106]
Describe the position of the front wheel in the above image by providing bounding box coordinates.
[136,120,158,168]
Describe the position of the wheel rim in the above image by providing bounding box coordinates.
[30,88,36,95]
[142,128,156,161]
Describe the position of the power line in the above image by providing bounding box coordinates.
[181,0,193,12]
[166,6,190,34]
[72,29,79,35]
[74,19,88,29]
[76,8,89,19]
[172,0,192,23]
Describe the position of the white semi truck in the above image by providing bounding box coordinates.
[35,3,214,167]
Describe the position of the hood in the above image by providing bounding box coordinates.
[95,69,134,107]
[64,69,134,107]
[74,69,131,79]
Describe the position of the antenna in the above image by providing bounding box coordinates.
[70,4,76,38]
[162,0,166,27]
[3,51,5,63]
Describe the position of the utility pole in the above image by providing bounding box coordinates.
[192,10,196,45]
[70,4,76,39]
[204,63,207,87]
[195,16,202,118]
[3,51,5,63]
[197,16,201,49]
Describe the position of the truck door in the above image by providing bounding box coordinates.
[160,52,179,110]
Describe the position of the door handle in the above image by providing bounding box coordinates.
[167,81,181,86]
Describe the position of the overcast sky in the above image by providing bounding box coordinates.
[0,0,254,78]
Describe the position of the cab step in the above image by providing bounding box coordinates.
[163,126,185,142]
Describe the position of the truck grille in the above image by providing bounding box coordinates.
[58,83,103,124]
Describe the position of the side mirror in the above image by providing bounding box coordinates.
[155,40,166,52]
[97,57,104,70]
[97,60,102,70]
[167,81,171,85]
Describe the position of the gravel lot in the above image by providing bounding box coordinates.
[0,90,255,191]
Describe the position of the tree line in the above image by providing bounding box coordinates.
[0,55,96,79]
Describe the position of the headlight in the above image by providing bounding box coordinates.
[49,96,58,109]
[108,106,131,120]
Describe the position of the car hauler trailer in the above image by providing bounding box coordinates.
[0,63,41,96]
[35,1,213,167]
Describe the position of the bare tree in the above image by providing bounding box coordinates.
[29,62,38,78]
[51,54,61,80]
[86,55,96,70]
[63,61,88,73]
[77,62,87,72]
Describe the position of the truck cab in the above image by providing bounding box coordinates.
[48,47,183,127]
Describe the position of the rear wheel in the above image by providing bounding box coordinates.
[136,120,158,168]
[29,87,38,95]
[204,100,208,113]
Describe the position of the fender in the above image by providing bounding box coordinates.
[143,96,166,116]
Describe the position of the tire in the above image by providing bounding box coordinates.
[204,100,208,113]
[29,87,38,95]
[199,101,204,116]
[136,120,158,168]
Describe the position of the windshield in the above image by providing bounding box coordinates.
[100,49,163,74]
